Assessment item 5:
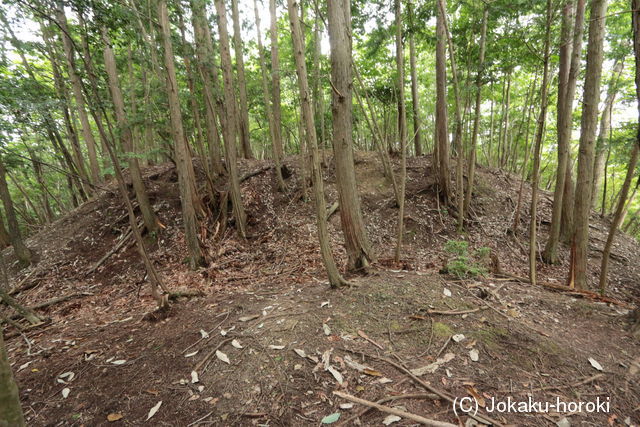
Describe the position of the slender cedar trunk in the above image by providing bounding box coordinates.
[464,6,489,224]
[157,0,206,267]
[529,0,553,287]
[393,0,408,262]
[438,0,463,229]
[620,180,639,224]
[214,0,248,239]
[231,0,254,159]
[32,159,56,221]
[253,0,286,191]
[328,0,374,271]
[176,10,209,177]
[287,0,347,288]
[297,103,310,199]
[78,12,112,174]
[353,65,399,202]
[600,0,640,293]
[270,0,285,169]
[6,172,44,225]
[544,0,582,262]
[0,159,33,266]
[435,0,451,204]
[0,329,25,427]
[488,82,495,166]
[593,60,624,206]
[569,0,608,290]
[407,1,422,156]
[513,74,539,232]
[190,0,225,176]
[0,216,10,247]
[1,270,42,327]
[55,3,100,186]
[33,23,88,201]
[101,28,158,234]
[500,73,512,168]
[97,98,169,309]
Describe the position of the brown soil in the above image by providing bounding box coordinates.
[2,153,639,426]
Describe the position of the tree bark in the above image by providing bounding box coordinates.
[407,0,422,156]
[214,0,248,239]
[231,0,254,159]
[190,0,225,176]
[55,3,101,186]
[435,0,451,204]
[327,0,374,271]
[270,0,286,174]
[464,6,489,225]
[102,27,158,234]
[530,0,553,287]
[570,0,608,289]
[253,0,286,192]
[0,330,25,426]
[393,0,409,262]
[287,0,348,288]
[0,160,32,266]
[599,0,640,293]
[157,0,206,267]
[545,0,585,262]
[592,59,624,208]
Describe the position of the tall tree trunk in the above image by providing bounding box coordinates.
[55,3,101,186]
[190,0,225,176]
[438,0,464,230]
[0,330,25,427]
[435,0,451,204]
[499,73,512,168]
[464,6,489,225]
[231,0,254,159]
[599,0,640,293]
[287,0,348,288]
[593,59,624,207]
[394,0,408,261]
[570,0,608,290]
[529,0,553,287]
[0,160,33,266]
[214,0,248,239]
[545,0,586,262]
[407,0,422,156]
[102,27,158,234]
[253,0,286,191]
[270,0,286,173]
[157,0,206,267]
[328,0,374,271]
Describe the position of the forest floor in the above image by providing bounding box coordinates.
[2,152,639,426]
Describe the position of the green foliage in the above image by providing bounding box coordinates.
[443,240,490,279]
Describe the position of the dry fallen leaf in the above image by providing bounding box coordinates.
[146,401,162,421]
[107,413,123,422]
[588,357,603,371]
[216,350,230,364]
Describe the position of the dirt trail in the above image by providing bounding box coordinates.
[2,153,639,426]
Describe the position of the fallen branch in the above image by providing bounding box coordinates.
[339,393,439,426]
[194,337,234,372]
[240,165,273,183]
[333,391,456,427]
[326,201,339,219]
[339,347,504,427]
[426,308,481,315]
[85,227,135,275]
[8,292,94,320]
[530,374,604,392]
